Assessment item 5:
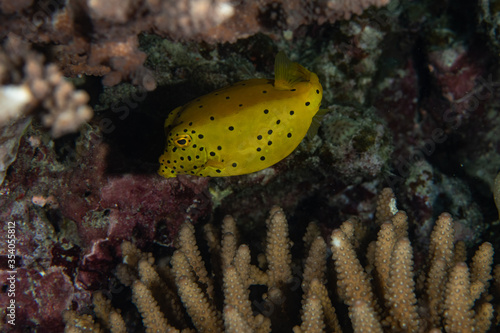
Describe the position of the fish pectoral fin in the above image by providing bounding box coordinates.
[206,159,225,169]
[306,108,330,140]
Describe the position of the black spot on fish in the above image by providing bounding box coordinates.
[276,120,281,124]
[192,130,196,134]
[210,152,215,156]
[196,155,200,159]
[268,130,273,134]
[216,169,221,173]
[264,109,269,114]
[232,163,237,167]
[229,126,234,131]
[217,146,222,150]
[210,116,214,120]
[260,156,265,161]
[290,110,294,115]
[287,133,292,138]
[199,147,204,151]
[305,102,310,106]
[257,135,262,140]
[257,147,261,152]
[290,89,296,91]
[262,90,267,93]
[194,166,197,169]
[226,96,230,99]
[189,122,193,126]
[198,134,204,139]
[316,89,320,94]
[193,144,197,148]
[180,157,184,160]
[184,129,188,132]
[199,105,203,108]
[268,141,272,145]
[239,104,243,107]
[188,156,192,161]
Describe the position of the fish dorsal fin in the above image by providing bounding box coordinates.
[274,51,311,90]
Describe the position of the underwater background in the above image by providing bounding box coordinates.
[1,0,500,332]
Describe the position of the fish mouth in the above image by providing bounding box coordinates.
[157,165,177,178]
[158,152,177,178]
[157,145,210,178]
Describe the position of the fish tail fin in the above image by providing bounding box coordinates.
[274,51,311,90]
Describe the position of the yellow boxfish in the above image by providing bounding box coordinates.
[158,51,323,178]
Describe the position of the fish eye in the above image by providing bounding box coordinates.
[174,134,192,148]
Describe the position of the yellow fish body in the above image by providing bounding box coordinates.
[158,52,323,178]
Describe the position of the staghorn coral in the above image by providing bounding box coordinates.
[0,0,391,44]
[0,34,92,184]
[0,0,390,88]
[64,188,499,333]
[0,35,93,137]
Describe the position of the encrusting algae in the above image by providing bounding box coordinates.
[64,188,499,333]
[158,51,323,178]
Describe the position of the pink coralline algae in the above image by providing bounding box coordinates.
[0,267,76,333]
[58,172,211,247]
[0,197,92,333]
[4,124,213,248]
[426,42,491,129]
[67,171,212,289]
[0,124,212,331]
